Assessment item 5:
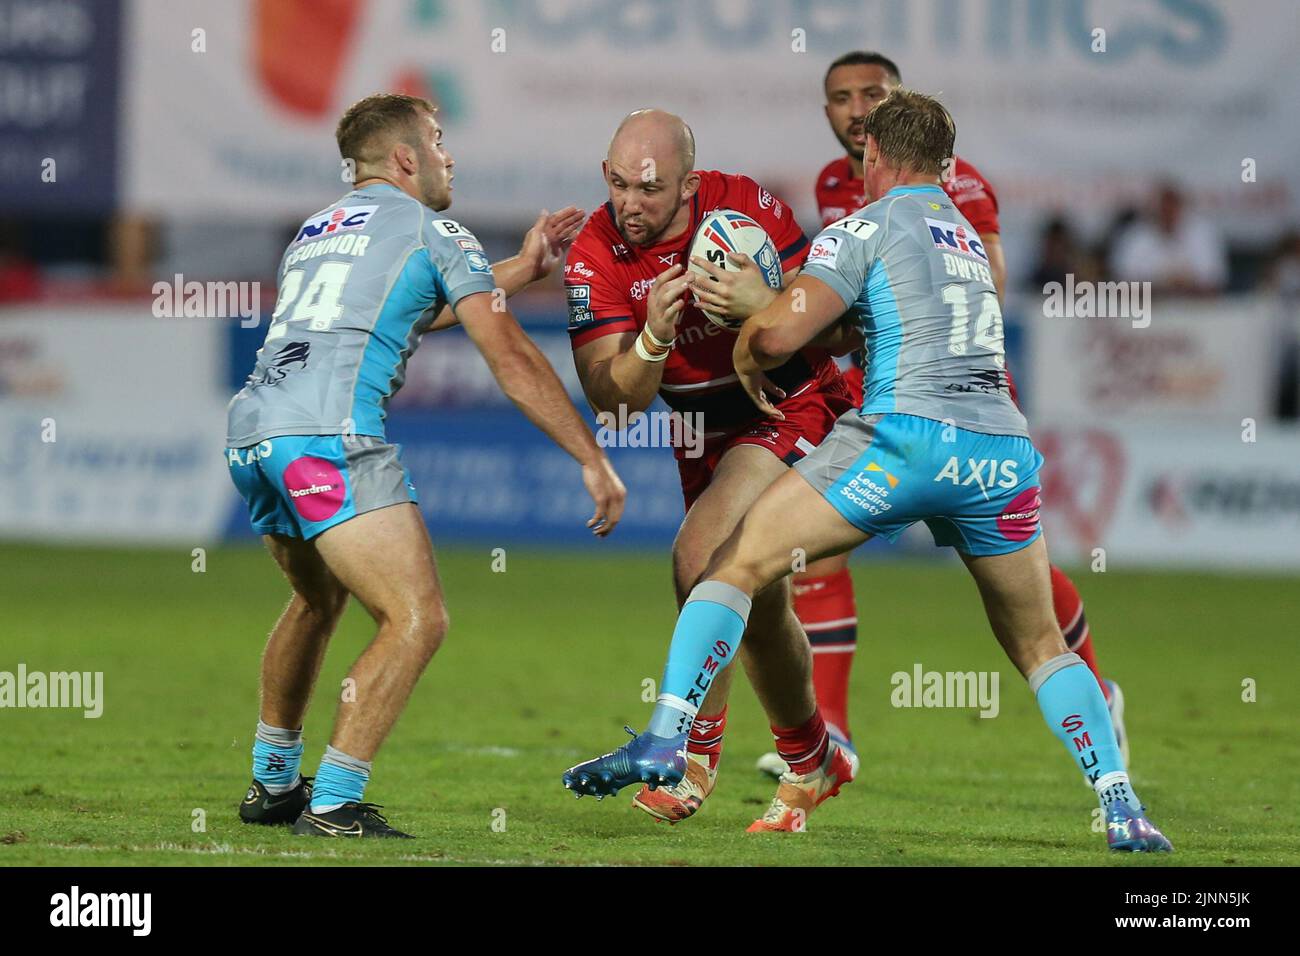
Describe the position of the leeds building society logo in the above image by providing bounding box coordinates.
[839,461,898,516]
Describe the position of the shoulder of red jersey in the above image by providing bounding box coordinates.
[814,156,862,227]
[815,156,853,193]
[944,155,1000,235]
[564,206,639,349]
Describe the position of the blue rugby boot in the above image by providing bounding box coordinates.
[1106,801,1173,852]
[563,727,687,798]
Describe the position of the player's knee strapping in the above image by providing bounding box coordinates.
[647,581,751,738]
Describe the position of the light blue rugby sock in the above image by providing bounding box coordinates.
[252,721,303,793]
[645,581,751,738]
[1031,653,1142,812]
[310,745,371,813]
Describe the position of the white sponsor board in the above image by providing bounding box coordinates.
[1027,295,1283,423]
[1036,421,1300,570]
[0,309,232,543]
[123,0,1300,236]
[0,306,223,405]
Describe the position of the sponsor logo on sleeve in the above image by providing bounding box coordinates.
[463,249,492,274]
[825,216,880,241]
[294,205,378,243]
[566,283,594,325]
[806,233,841,268]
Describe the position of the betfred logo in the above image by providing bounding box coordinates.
[926,217,988,262]
[294,205,378,243]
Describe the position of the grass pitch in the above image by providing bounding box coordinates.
[1,543,1297,866]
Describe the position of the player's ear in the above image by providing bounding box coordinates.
[864,135,880,167]
[394,141,418,176]
[680,171,701,200]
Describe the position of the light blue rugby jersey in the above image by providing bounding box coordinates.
[226,182,495,446]
[801,184,1028,438]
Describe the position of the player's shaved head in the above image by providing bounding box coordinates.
[603,109,701,247]
[608,109,696,181]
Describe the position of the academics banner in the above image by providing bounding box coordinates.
[122,0,1300,235]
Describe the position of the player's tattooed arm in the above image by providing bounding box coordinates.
[981,232,1007,302]
[572,264,693,416]
[734,274,846,419]
[429,207,586,331]
[456,291,626,536]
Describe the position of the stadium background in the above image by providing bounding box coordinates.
[2,0,1299,867]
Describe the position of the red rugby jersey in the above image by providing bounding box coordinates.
[814,154,1000,235]
[566,170,832,429]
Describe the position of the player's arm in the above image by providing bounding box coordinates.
[455,291,625,536]
[572,264,694,417]
[430,207,585,331]
[808,317,864,356]
[733,275,848,419]
[981,232,1007,302]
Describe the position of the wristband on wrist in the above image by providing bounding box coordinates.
[635,325,674,363]
[641,325,675,350]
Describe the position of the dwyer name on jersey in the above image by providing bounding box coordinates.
[565,170,842,438]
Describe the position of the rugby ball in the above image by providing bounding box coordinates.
[687,209,783,332]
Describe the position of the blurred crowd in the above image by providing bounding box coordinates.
[1024,182,1299,298]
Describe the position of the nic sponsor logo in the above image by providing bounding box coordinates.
[926,217,988,262]
[294,204,377,244]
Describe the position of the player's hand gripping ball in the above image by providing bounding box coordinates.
[687,209,783,332]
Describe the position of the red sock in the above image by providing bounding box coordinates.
[772,711,830,776]
[1050,564,1107,699]
[793,568,857,740]
[686,707,727,771]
